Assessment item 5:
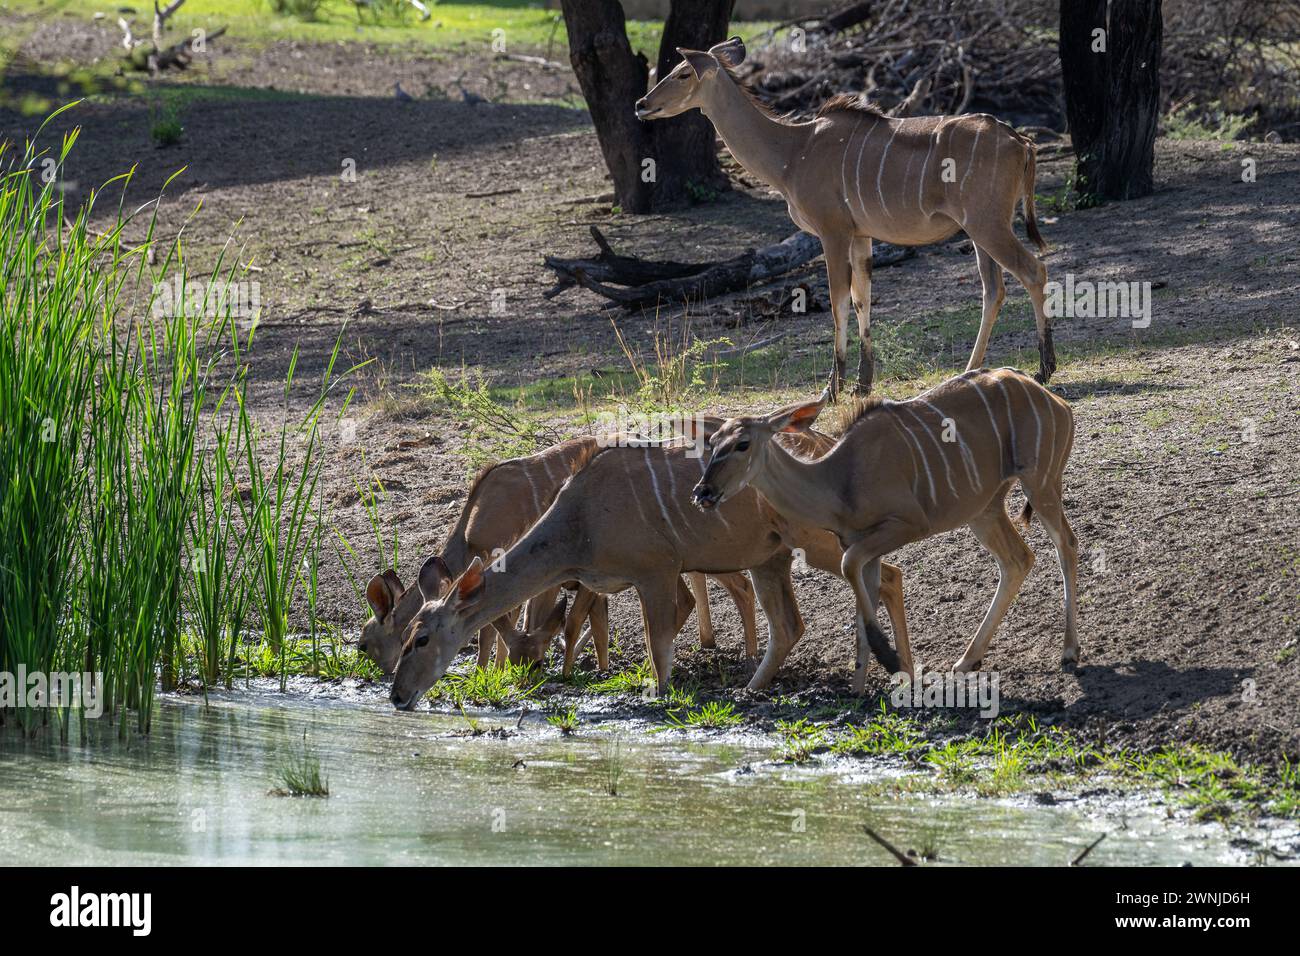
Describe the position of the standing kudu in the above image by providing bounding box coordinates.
[389,440,912,709]
[361,437,756,676]
[692,368,1078,693]
[636,37,1053,398]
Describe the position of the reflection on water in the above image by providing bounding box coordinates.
[0,692,1268,865]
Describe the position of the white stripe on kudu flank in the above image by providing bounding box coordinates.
[959,125,983,194]
[889,415,923,500]
[992,375,1019,466]
[841,117,863,211]
[917,136,935,215]
[661,452,696,538]
[522,467,543,517]
[1011,374,1044,466]
[876,122,902,219]
[853,120,875,223]
[643,448,676,539]
[970,375,1002,447]
[622,453,651,527]
[893,416,936,503]
[901,404,959,498]
[918,398,980,492]
[539,454,558,488]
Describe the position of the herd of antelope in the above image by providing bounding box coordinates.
[363,38,1079,711]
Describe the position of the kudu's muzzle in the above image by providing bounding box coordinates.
[691,481,721,510]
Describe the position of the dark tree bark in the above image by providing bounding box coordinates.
[1059,0,1163,204]
[561,0,734,212]
[650,0,734,204]
[560,0,655,212]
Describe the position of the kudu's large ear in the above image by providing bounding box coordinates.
[418,554,453,601]
[455,556,486,605]
[366,572,400,620]
[768,394,827,433]
[709,36,746,67]
[677,48,719,81]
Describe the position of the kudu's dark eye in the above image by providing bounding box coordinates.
[735,440,750,452]
[415,634,430,648]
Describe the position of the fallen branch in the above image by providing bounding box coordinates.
[1071,833,1107,866]
[861,825,917,866]
[544,228,915,311]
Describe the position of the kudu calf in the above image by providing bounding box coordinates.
[637,37,1053,398]
[361,437,756,676]
[693,368,1078,693]
[389,440,911,708]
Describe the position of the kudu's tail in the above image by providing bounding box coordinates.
[1021,145,1048,253]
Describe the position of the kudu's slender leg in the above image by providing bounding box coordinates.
[1022,480,1080,664]
[639,574,687,696]
[588,595,610,671]
[490,606,521,670]
[850,236,875,394]
[953,492,1035,672]
[716,572,758,659]
[967,245,1006,371]
[876,563,913,674]
[746,552,805,691]
[800,534,911,668]
[822,236,854,402]
[969,225,1052,382]
[561,586,600,677]
[841,522,919,692]
[474,627,495,670]
[687,572,715,648]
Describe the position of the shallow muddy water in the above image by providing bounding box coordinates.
[0,691,1285,866]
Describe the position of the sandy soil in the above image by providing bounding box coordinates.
[3,23,1297,764]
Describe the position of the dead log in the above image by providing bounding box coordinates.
[543,226,713,299]
[545,229,915,311]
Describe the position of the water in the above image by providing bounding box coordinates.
[0,690,1283,865]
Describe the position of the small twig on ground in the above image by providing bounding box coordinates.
[466,187,522,199]
[861,825,918,866]
[1071,833,1107,866]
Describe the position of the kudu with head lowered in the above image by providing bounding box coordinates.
[692,368,1078,693]
[361,437,757,676]
[636,37,1053,398]
[389,438,913,709]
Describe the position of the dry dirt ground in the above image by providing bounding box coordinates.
[3,24,1297,764]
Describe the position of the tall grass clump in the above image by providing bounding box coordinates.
[0,111,360,737]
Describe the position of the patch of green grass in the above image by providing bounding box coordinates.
[602,734,624,796]
[830,703,927,757]
[1163,101,1253,141]
[587,660,653,696]
[546,704,579,735]
[664,699,742,730]
[6,0,775,58]
[270,731,329,797]
[775,718,827,763]
[429,661,545,708]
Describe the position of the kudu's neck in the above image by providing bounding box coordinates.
[459,515,578,636]
[698,74,805,191]
[749,439,842,533]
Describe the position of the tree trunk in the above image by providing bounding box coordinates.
[561,0,654,212]
[649,0,735,205]
[1060,0,1163,204]
[561,0,734,212]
